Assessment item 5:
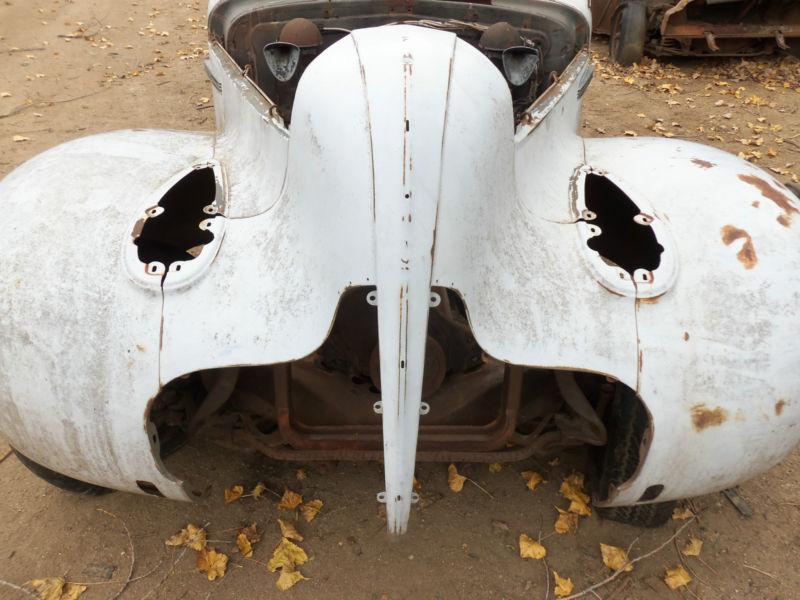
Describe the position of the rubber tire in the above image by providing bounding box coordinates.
[610,1,648,66]
[13,449,111,496]
[594,385,674,527]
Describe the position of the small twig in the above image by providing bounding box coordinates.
[0,580,38,599]
[97,509,135,600]
[139,547,189,600]
[466,478,494,499]
[68,558,164,586]
[557,516,698,600]
[695,556,718,576]
[0,448,13,465]
[742,563,780,582]
[606,578,632,600]
[4,46,47,53]
[538,529,550,600]
[0,91,103,120]
[140,521,212,600]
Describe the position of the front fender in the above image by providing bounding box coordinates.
[584,137,800,505]
[0,129,214,499]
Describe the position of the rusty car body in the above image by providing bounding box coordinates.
[1,0,800,535]
[593,0,800,64]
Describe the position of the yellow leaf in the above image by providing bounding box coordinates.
[568,498,592,516]
[278,488,303,510]
[236,532,253,558]
[448,464,467,492]
[681,537,703,557]
[554,507,579,534]
[295,468,307,481]
[276,568,308,591]
[560,474,592,515]
[672,506,694,521]
[300,499,323,523]
[165,523,206,551]
[267,538,309,572]
[664,565,692,589]
[224,484,244,504]
[600,543,633,572]
[278,518,304,541]
[196,548,228,581]
[519,534,546,560]
[521,470,544,492]
[60,584,87,600]
[488,462,503,474]
[251,482,267,500]
[553,571,574,598]
[27,578,66,600]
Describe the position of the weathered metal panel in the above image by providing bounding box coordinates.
[0,130,215,500]
[159,32,376,381]
[585,137,800,505]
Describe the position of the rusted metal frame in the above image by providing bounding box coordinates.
[659,0,695,37]
[663,23,800,39]
[274,363,524,451]
[236,428,562,463]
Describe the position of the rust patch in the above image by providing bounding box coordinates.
[721,225,757,269]
[691,158,715,169]
[691,404,728,431]
[683,331,690,341]
[775,399,787,416]
[738,173,799,227]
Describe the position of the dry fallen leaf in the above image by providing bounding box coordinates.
[268,538,309,572]
[554,507,579,534]
[519,534,546,560]
[448,464,467,493]
[196,548,228,581]
[300,499,323,523]
[413,476,422,492]
[240,522,260,542]
[488,462,503,474]
[553,571,574,598]
[560,474,592,516]
[681,537,703,557]
[600,543,633,572]
[278,488,303,510]
[664,565,692,589]
[251,482,267,500]
[278,518,304,542]
[165,523,206,551]
[672,506,694,521]
[12,135,30,142]
[276,568,308,591]
[225,484,244,504]
[521,470,544,492]
[0,92,11,98]
[295,468,307,481]
[236,532,253,558]
[27,578,86,600]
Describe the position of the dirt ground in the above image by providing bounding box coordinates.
[1,1,800,599]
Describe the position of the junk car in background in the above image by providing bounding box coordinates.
[1,0,800,535]
[592,0,800,65]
